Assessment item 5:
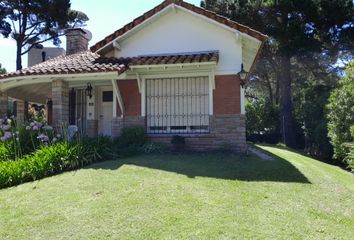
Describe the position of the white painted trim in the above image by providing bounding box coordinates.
[136,73,142,93]
[209,74,214,115]
[113,40,121,50]
[240,86,245,114]
[111,79,124,116]
[0,72,119,91]
[141,78,146,117]
[113,89,117,118]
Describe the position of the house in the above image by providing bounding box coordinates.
[28,46,66,67]
[0,0,267,151]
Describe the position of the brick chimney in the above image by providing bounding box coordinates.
[65,28,91,55]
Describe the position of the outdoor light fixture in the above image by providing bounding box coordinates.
[238,63,248,87]
[85,83,93,99]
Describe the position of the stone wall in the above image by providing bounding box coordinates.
[86,120,98,138]
[150,114,246,152]
[16,99,25,124]
[0,91,7,117]
[111,116,145,138]
[52,80,69,130]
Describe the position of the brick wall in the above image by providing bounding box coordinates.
[65,29,89,55]
[213,75,241,114]
[117,80,141,116]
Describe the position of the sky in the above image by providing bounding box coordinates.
[0,0,201,72]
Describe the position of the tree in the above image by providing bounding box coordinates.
[0,63,6,74]
[327,62,354,170]
[201,0,354,148]
[0,0,88,70]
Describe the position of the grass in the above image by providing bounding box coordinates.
[0,145,353,240]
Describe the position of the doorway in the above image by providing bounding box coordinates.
[98,87,113,136]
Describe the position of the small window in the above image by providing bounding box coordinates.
[102,91,113,102]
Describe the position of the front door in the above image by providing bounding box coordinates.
[98,87,113,136]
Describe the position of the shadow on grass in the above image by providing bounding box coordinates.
[89,149,311,183]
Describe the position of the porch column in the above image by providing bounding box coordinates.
[0,91,8,118]
[16,99,26,124]
[52,80,69,130]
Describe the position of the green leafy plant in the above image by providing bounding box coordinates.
[327,62,354,170]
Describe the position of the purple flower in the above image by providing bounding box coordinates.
[37,133,49,143]
[1,125,11,131]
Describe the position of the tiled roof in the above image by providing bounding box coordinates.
[0,51,129,80]
[130,51,219,66]
[90,0,267,52]
[0,51,219,80]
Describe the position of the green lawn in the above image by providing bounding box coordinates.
[0,145,353,240]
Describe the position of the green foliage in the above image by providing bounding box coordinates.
[0,144,11,162]
[140,142,166,154]
[116,127,148,148]
[327,62,354,170]
[246,98,280,144]
[0,136,116,189]
[293,85,333,160]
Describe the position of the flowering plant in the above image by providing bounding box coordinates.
[0,117,61,160]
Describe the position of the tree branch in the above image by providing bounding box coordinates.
[21,33,65,55]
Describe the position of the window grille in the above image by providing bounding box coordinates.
[146,76,209,134]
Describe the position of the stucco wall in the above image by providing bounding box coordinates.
[116,8,242,75]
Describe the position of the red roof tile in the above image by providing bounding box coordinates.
[0,51,219,80]
[89,0,267,52]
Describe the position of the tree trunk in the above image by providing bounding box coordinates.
[16,42,22,70]
[279,55,296,148]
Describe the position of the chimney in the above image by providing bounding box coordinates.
[65,28,91,55]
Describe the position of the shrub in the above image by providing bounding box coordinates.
[114,127,148,156]
[116,127,147,147]
[140,142,165,154]
[327,62,354,170]
[0,136,116,189]
[246,98,281,144]
[0,142,76,188]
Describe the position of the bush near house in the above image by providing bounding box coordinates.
[246,98,281,144]
[0,120,150,188]
[327,62,354,170]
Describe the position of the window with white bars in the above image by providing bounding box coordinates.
[146,76,209,134]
